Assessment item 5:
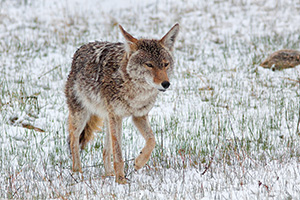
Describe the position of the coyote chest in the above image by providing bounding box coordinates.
[77,78,159,118]
[116,83,158,117]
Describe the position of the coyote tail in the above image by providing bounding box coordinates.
[79,115,103,149]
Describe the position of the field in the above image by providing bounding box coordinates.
[1,0,300,199]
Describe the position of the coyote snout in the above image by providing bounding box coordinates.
[155,81,170,92]
[144,60,172,92]
[65,23,179,184]
[161,81,170,91]
[153,68,170,92]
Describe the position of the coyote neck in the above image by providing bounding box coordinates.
[116,64,159,117]
[116,54,159,117]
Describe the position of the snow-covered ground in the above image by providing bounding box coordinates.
[1,0,300,199]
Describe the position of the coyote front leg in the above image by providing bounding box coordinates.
[108,113,126,184]
[132,115,156,170]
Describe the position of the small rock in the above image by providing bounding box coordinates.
[260,49,300,71]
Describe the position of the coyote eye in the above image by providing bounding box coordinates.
[164,62,169,68]
[145,63,154,68]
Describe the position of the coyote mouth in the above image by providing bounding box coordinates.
[158,89,166,92]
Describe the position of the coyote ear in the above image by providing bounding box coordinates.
[119,25,138,55]
[160,23,179,51]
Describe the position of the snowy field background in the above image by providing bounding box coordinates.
[1,0,300,199]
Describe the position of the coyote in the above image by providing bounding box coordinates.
[65,23,179,184]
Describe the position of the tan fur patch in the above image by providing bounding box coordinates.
[153,68,169,85]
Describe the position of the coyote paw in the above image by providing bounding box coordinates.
[134,155,148,171]
[72,166,83,173]
[115,175,128,184]
[104,171,115,177]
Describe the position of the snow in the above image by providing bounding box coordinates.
[1,0,300,199]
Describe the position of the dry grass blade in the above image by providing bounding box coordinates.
[21,123,45,132]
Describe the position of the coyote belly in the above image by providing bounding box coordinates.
[65,24,179,184]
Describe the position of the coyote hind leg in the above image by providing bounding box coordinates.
[68,111,89,173]
[103,120,114,176]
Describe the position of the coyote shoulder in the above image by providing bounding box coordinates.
[65,23,179,184]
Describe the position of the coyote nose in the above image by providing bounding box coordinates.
[161,81,170,89]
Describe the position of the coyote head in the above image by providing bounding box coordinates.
[119,24,179,92]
